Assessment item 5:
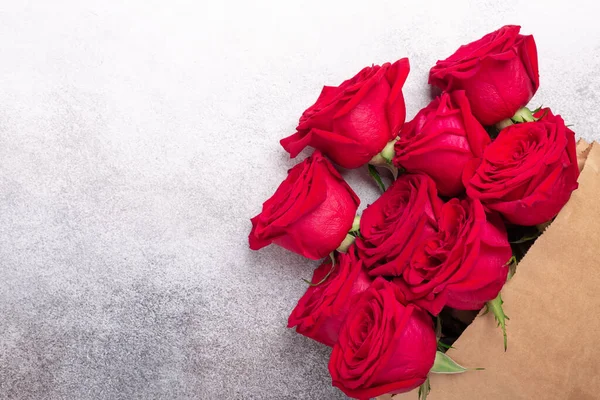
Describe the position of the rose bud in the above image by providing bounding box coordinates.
[288,247,372,347]
[355,173,443,276]
[393,91,490,196]
[280,58,410,169]
[329,277,436,399]
[394,197,512,316]
[429,25,539,126]
[463,108,579,226]
[249,151,359,260]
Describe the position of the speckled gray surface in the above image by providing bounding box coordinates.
[0,1,599,399]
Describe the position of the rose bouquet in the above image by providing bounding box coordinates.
[249,25,582,399]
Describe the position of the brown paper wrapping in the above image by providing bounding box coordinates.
[381,141,599,400]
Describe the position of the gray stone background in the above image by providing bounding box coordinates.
[0,1,598,399]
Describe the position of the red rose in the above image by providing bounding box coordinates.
[249,151,359,259]
[280,58,410,169]
[393,91,490,196]
[429,25,539,126]
[287,247,372,347]
[464,109,579,226]
[394,198,511,315]
[329,277,436,400]
[355,173,443,275]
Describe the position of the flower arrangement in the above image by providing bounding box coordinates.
[249,25,580,399]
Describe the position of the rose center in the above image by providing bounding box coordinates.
[370,191,411,241]
[404,237,451,285]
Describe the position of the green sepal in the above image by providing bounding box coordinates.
[511,107,535,123]
[495,118,514,131]
[302,253,336,287]
[335,233,356,253]
[418,377,431,400]
[430,351,483,374]
[485,292,509,351]
[350,215,361,235]
[536,108,549,121]
[380,139,396,163]
[505,255,518,281]
[485,125,501,139]
[368,164,386,192]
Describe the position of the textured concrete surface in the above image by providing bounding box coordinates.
[0,1,598,399]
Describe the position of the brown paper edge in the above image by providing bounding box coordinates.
[380,140,596,400]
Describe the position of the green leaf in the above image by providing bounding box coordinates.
[302,253,336,287]
[486,292,509,351]
[418,377,431,400]
[509,232,540,244]
[430,351,483,374]
[368,164,386,192]
[437,340,454,351]
[532,104,543,114]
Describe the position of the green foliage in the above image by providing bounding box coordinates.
[367,164,386,192]
[485,293,509,351]
[418,377,431,400]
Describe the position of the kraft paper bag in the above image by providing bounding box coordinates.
[383,141,600,400]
